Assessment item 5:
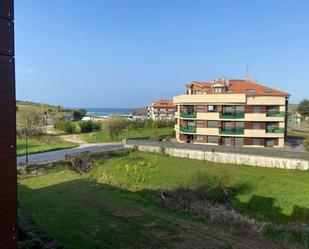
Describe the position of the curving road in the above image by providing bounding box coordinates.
[17,143,125,164]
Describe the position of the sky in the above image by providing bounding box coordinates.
[15,0,309,108]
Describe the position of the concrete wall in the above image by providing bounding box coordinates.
[125,143,309,170]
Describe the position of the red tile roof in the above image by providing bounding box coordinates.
[151,99,175,108]
[186,79,290,96]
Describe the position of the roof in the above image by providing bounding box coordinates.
[151,99,175,108]
[186,79,290,97]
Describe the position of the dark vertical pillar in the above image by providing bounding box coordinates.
[0,0,17,248]
[285,97,289,142]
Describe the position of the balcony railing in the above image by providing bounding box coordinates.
[266,127,285,133]
[266,112,285,117]
[180,112,196,118]
[219,112,245,119]
[219,127,244,135]
[180,125,196,133]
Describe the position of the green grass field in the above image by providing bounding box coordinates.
[17,135,78,156]
[287,130,309,140]
[18,151,309,248]
[81,127,173,143]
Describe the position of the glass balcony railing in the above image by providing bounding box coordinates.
[266,112,285,117]
[180,112,196,118]
[219,127,244,135]
[266,127,285,133]
[219,112,244,119]
[180,125,196,133]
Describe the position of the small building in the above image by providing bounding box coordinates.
[148,99,176,121]
[173,77,290,148]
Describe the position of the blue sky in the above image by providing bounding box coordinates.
[15,0,309,108]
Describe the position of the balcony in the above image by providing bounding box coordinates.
[266,112,285,117]
[266,127,285,133]
[219,127,244,135]
[219,112,244,119]
[180,111,196,118]
[180,125,196,133]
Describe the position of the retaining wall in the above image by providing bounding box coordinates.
[125,140,309,170]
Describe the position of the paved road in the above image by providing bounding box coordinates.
[17,143,125,164]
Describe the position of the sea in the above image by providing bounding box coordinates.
[86,108,135,117]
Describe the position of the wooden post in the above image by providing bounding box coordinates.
[0,0,18,248]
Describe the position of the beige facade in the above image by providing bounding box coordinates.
[174,78,289,148]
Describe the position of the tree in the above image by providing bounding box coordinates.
[17,108,44,137]
[17,109,44,164]
[297,99,309,117]
[73,108,87,121]
[103,117,126,139]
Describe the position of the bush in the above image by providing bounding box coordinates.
[303,137,309,152]
[150,131,161,141]
[190,169,233,203]
[54,121,76,134]
[65,152,93,173]
[102,117,127,139]
[79,120,101,133]
[73,108,87,121]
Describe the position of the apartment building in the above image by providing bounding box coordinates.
[173,77,290,147]
[148,99,175,121]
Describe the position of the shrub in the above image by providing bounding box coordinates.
[54,121,76,134]
[79,120,101,133]
[65,152,93,173]
[150,131,161,141]
[102,117,127,138]
[263,225,309,248]
[72,108,87,121]
[303,137,309,152]
[190,169,233,203]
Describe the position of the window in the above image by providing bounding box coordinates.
[207,136,219,144]
[195,90,203,94]
[236,105,244,113]
[263,88,273,93]
[253,106,261,113]
[235,122,244,128]
[223,121,233,128]
[252,122,260,129]
[266,139,275,147]
[208,105,215,112]
[267,106,277,113]
[252,138,260,145]
[207,121,218,128]
[196,120,204,126]
[247,89,256,93]
[235,137,244,147]
[213,87,224,93]
[224,137,233,146]
[223,106,233,113]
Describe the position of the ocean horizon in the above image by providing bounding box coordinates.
[85,108,135,117]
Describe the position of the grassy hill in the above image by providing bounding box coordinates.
[17,100,72,123]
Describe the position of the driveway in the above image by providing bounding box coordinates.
[17,143,125,164]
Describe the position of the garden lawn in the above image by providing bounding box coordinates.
[17,135,78,156]
[19,170,283,249]
[91,151,309,223]
[81,127,173,143]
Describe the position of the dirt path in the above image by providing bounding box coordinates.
[59,134,87,144]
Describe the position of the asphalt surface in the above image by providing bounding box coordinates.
[17,143,125,164]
